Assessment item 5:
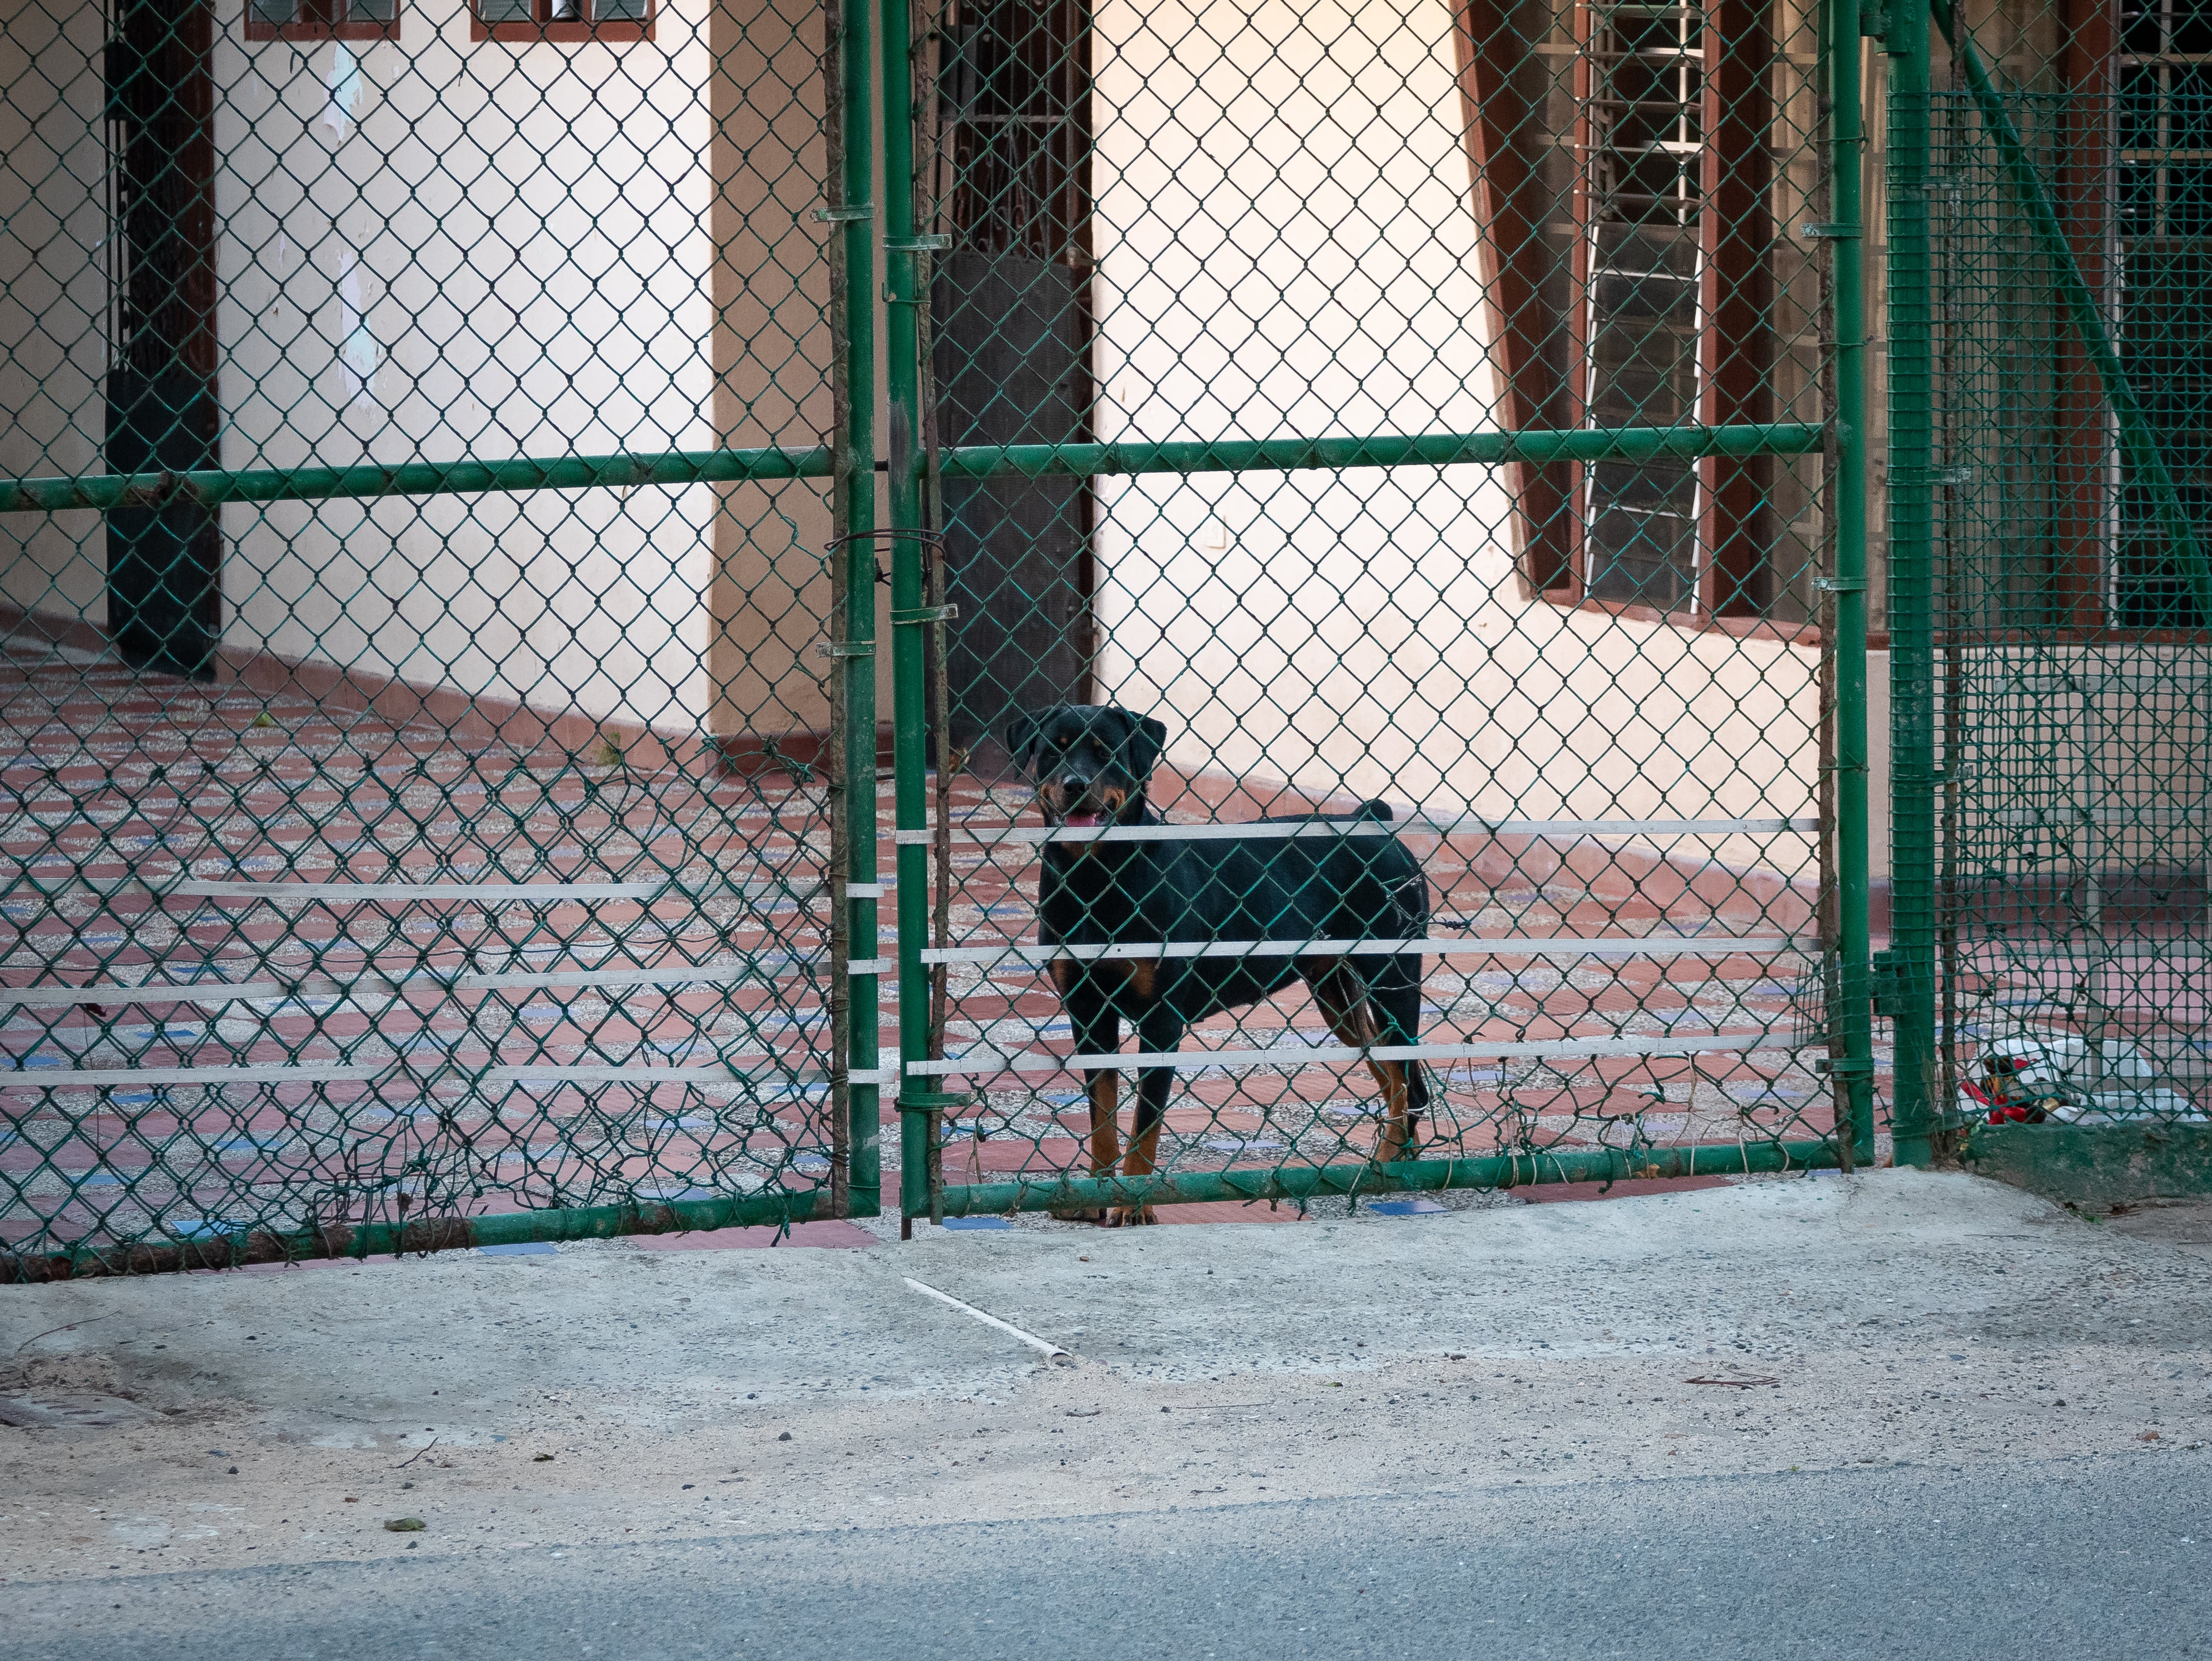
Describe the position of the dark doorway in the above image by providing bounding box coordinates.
[104,0,220,679]
[931,0,1092,756]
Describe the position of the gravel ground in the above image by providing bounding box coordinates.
[1,1168,2207,1590]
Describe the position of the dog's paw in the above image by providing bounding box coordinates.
[1106,1205,1158,1227]
[1050,1205,1110,1225]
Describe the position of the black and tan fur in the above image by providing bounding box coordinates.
[1008,704,1431,1224]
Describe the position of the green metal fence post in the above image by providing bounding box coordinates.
[1887,0,1940,1165]
[1829,0,1877,1164]
[881,0,933,1233]
[836,0,882,1215]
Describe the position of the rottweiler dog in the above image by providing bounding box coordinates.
[1004,704,1431,1224]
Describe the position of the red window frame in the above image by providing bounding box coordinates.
[244,0,399,43]
[1456,0,1790,631]
[470,0,654,42]
[1453,0,1576,595]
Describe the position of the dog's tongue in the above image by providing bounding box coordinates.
[1062,812,1102,828]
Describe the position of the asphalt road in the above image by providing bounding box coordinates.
[13,1454,2208,1661]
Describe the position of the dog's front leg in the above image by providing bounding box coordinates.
[1059,978,1120,1221]
[1113,1007,1182,1225]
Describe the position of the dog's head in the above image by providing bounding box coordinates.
[1003,705,1167,829]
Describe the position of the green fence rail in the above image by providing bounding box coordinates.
[1,0,1880,1272]
[883,0,1860,1230]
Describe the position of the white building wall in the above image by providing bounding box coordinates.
[1087,0,1822,860]
[209,1,722,731]
[7,0,1827,818]
[0,0,109,628]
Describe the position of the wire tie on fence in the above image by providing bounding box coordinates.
[813,641,873,660]
[890,604,957,624]
[1799,223,1860,239]
[824,527,946,548]
[885,235,952,252]
[812,203,874,222]
[899,1089,972,1114]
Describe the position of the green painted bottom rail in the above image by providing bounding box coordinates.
[932,1137,1843,1219]
[2,1184,859,1282]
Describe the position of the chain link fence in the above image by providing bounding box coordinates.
[2,0,1879,1269]
[885,0,1871,1224]
[0,0,865,1277]
[1888,0,2212,1152]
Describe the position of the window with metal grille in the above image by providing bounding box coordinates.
[2117,0,2212,626]
[1576,0,1777,620]
[1458,0,1804,628]
[245,0,398,41]
[470,0,653,42]
[1578,0,1707,612]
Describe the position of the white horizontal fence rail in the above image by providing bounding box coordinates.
[0,981,290,1009]
[0,873,668,902]
[0,1063,386,1086]
[891,815,1819,847]
[440,963,779,992]
[919,935,1806,966]
[0,960,809,1009]
[0,1060,827,1088]
[1,872,820,904]
[903,1030,1784,1077]
[478,1064,752,1085]
[160,879,668,902]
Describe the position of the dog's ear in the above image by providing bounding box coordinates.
[1126,712,1168,780]
[1002,711,1043,771]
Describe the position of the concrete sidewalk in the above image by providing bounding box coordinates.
[2,1169,2208,1591]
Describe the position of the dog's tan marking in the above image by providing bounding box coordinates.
[1046,957,1159,1002]
[1369,1058,1414,1163]
[1116,956,1160,1001]
[1122,1117,1162,1178]
[1310,963,1414,1163]
[1309,965,1380,1047]
[1112,1090,1164,1224]
[1085,1067,1121,1174]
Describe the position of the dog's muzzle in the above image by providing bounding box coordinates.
[1045,776,1125,828]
